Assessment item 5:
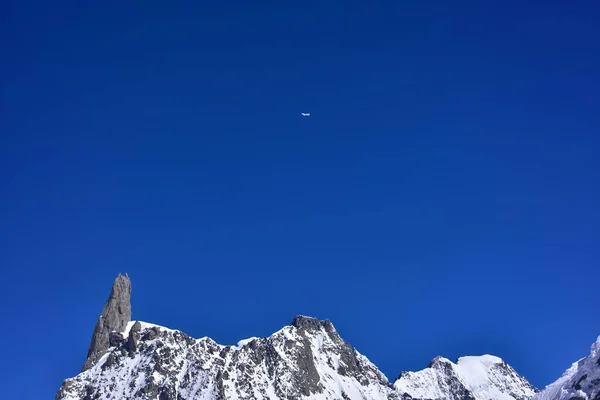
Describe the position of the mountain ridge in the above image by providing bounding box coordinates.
[55,274,595,400]
[532,336,600,400]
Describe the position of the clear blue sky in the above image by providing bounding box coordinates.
[1,1,599,398]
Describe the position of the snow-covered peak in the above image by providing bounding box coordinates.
[454,355,506,394]
[428,356,453,368]
[57,317,395,400]
[533,336,600,400]
[395,354,537,400]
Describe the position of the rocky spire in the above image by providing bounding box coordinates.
[82,273,132,371]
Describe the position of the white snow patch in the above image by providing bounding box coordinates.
[236,337,259,348]
[455,355,503,389]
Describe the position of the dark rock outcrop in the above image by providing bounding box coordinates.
[81,273,131,371]
[126,321,141,353]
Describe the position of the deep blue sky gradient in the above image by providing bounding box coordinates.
[1,1,599,399]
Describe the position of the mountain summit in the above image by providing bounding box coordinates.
[82,273,132,371]
[395,354,537,400]
[57,274,544,400]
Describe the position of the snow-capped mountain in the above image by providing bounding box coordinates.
[394,354,537,400]
[57,316,396,400]
[532,336,600,400]
[56,274,539,400]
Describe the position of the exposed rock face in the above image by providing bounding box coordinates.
[81,273,132,371]
[394,354,537,400]
[533,336,600,400]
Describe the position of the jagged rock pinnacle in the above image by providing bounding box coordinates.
[81,273,131,371]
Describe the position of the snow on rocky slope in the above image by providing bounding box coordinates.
[394,354,538,400]
[57,317,396,400]
[56,274,540,400]
[532,336,600,400]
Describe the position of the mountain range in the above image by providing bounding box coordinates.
[56,274,600,400]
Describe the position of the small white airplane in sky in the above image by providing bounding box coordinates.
[301,113,310,117]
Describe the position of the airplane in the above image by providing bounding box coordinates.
[301,113,310,117]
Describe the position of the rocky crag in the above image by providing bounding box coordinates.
[81,273,132,372]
